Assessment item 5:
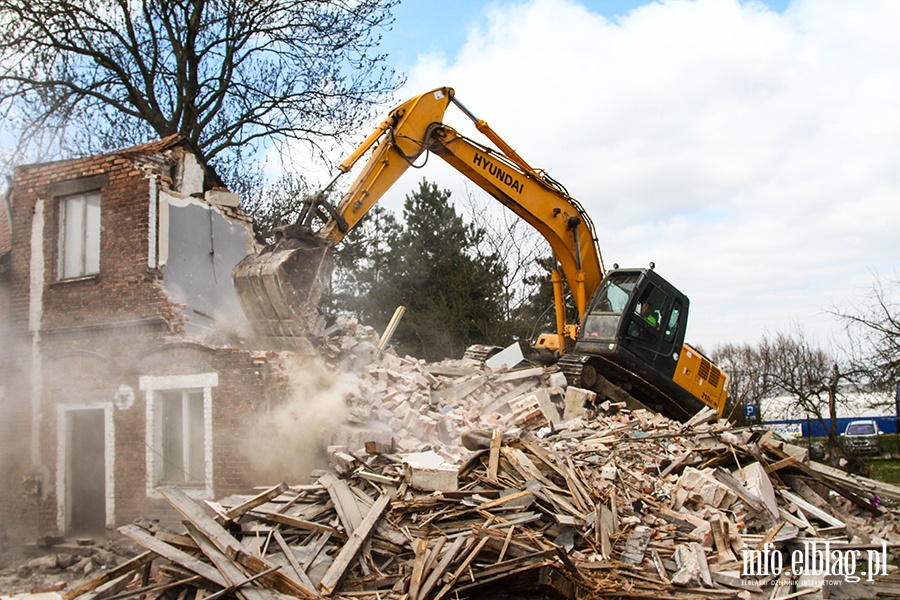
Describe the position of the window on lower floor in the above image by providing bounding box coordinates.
[58,191,101,279]
[141,373,216,496]
[158,390,205,485]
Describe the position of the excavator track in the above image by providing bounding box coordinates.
[463,344,504,362]
[558,352,698,422]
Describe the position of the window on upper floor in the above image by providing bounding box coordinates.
[58,191,101,279]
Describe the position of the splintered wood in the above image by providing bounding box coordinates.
[68,354,900,599]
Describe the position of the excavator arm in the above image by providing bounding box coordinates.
[329,88,603,333]
[234,87,604,350]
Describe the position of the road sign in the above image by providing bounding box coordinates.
[745,404,756,419]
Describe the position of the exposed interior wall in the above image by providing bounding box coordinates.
[159,193,250,340]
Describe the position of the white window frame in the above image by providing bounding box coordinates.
[57,191,101,279]
[141,373,216,499]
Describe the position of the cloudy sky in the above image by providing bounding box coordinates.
[350,0,899,351]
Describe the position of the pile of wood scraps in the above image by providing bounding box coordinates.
[64,382,900,599]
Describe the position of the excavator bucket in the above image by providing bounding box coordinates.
[232,236,334,348]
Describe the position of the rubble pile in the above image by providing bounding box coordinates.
[58,360,900,599]
[321,319,578,462]
[15,326,900,599]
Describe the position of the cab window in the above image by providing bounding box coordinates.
[628,284,668,342]
[582,272,639,339]
[665,299,683,343]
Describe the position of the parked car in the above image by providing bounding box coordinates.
[841,419,884,456]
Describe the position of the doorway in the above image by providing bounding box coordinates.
[63,408,108,535]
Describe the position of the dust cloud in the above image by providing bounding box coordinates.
[242,353,360,483]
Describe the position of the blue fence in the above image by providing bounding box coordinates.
[764,416,899,437]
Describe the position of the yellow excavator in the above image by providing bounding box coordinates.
[232,87,729,422]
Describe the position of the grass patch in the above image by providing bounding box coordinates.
[869,459,900,485]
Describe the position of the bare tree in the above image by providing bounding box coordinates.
[711,342,776,424]
[714,326,859,459]
[762,329,844,452]
[461,186,552,343]
[832,274,900,399]
[0,0,402,177]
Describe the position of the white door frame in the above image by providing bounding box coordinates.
[56,402,115,533]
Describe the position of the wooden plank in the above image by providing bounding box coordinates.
[272,529,319,595]
[488,428,503,482]
[620,526,651,566]
[764,456,798,474]
[712,467,765,512]
[478,489,533,511]
[118,524,228,587]
[808,460,900,502]
[502,447,554,487]
[302,531,333,571]
[417,535,468,600]
[318,472,366,534]
[710,515,736,563]
[765,445,882,514]
[779,506,817,536]
[61,551,155,600]
[497,525,514,564]
[252,510,345,540]
[693,542,712,588]
[433,536,491,600]
[230,546,319,599]
[183,522,273,600]
[650,548,669,584]
[225,482,289,520]
[473,549,556,580]
[318,493,391,596]
[408,538,430,600]
[70,571,134,600]
[754,522,786,552]
[659,450,693,478]
[786,475,851,524]
[780,489,846,528]
[599,504,614,559]
[157,486,253,556]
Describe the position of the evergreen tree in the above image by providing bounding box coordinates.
[329,205,400,319]
[356,180,505,361]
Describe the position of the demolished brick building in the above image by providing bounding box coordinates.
[0,136,291,540]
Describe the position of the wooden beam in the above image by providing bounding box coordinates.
[272,529,319,596]
[118,524,227,587]
[225,482,289,520]
[184,521,274,600]
[488,428,503,482]
[61,551,155,600]
[319,493,391,596]
[157,486,253,556]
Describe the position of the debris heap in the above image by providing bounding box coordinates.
[60,354,900,599]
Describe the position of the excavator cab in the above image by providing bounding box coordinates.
[563,267,729,421]
[581,267,688,379]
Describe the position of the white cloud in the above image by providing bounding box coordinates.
[387,0,900,348]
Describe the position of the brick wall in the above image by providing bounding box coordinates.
[0,140,283,539]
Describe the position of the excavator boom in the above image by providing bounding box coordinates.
[233,87,604,348]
